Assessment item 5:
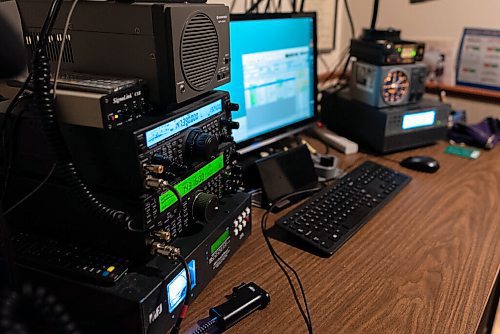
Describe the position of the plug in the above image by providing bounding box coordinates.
[208,282,270,331]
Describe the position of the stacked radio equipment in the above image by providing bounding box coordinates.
[321,27,451,153]
[3,1,251,333]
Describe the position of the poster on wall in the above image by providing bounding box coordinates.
[456,28,500,91]
[417,37,458,85]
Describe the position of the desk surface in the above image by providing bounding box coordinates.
[185,141,500,334]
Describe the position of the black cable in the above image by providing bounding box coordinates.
[0,74,32,143]
[191,317,218,334]
[265,0,271,13]
[321,46,349,86]
[4,163,57,216]
[170,254,192,334]
[261,187,322,334]
[299,0,305,12]
[262,212,313,333]
[318,54,331,75]
[27,0,139,232]
[0,0,63,198]
[338,53,352,82]
[322,141,329,154]
[1,0,65,137]
[245,0,265,13]
[324,47,353,93]
[0,284,81,334]
[344,0,355,38]
[370,0,380,30]
[0,95,31,201]
[33,51,136,230]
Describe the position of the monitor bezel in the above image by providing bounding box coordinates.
[228,12,319,154]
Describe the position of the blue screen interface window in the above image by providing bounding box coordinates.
[220,17,315,143]
[145,100,222,148]
[167,260,196,313]
[402,110,436,130]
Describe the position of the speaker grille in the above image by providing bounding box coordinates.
[25,32,74,63]
[181,13,219,91]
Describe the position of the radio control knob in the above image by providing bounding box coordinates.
[192,192,219,223]
[185,128,219,163]
[221,119,240,130]
[227,102,239,112]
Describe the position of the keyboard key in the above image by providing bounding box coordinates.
[276,161,411,256]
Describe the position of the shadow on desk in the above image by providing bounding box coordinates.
[266,225,330,258]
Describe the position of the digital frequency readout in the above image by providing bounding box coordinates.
[158,154,224,213]
[402,110,436,130]
[211,230,230,254]
[145,99,222,148]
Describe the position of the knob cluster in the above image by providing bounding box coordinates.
[185,128,219,163]
[192,192,219,223]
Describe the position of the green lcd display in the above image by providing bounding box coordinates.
[159,154,224,213]
[211,230,230,254]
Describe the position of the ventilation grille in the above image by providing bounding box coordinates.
[180,13,219,91]
[25,32,74,63]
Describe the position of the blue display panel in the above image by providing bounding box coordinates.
[402,110,436,130]
[166,260,196,313]
[145,100,222,148]
[219,17,315,144]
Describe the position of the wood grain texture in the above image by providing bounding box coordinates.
[183,142,500,334]
[426,83,500,102]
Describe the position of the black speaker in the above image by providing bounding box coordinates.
[17,1,231,110]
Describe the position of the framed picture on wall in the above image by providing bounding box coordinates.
[456,28,500,91]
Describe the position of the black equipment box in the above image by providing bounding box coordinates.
[350,34,425,65]
[321,90,450,153]
[350,61,426,108]
[14,192,252,334]
[17,1,231,109]
[63,91,238,197]
[1,91,243,254]
[55,76,149,130]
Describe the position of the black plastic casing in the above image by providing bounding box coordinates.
[17,1,231,109]
[209,282,270,330]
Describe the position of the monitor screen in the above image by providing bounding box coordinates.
[220,14,317,151]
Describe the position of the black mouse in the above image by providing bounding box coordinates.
[400,156,440,173]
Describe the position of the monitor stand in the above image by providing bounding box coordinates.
[238,137,320,212]
[238,134,303,192]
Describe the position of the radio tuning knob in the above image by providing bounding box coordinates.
[221,119,240,130]
[227,102,239,112]
[192,192,219,223]
[185,128,219,163]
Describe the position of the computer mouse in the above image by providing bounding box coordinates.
[400,156,440,173]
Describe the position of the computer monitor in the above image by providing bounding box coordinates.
[220,13,318,154]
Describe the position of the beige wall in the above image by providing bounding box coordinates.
[208,0,352,74]
[210,0,500,74]
[444,96,500,124]
[349,0,500,42]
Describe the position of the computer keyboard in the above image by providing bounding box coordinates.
[276,160,411,256]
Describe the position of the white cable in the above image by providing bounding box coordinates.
[53,0,79,97]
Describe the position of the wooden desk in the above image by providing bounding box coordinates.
[185,142,500,334]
